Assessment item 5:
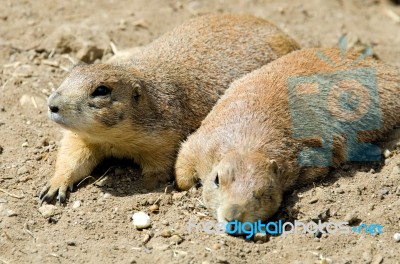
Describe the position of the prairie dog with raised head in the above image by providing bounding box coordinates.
[40,14,300,203]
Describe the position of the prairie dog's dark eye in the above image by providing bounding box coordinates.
[92,85,111,97]
[214,174,219,187]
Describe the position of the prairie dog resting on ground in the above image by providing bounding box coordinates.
[175,48,400,223]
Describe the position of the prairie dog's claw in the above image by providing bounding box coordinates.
[39,182,69,205]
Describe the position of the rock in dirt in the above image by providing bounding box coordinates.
[170,234,183,244]
[132,211,151,229]
[344,211,359,224]
[6,209,17,217]
[149,204,159,213]
[66,240,77,246]
[38,204,59,218]
[160,229,172,238]
[172,191,187,200]
[142,233,151,244]
[380,188,389,195]
[17,166,29,175]
[393,233,400,242]
[72,200,81,209]
[216,255,229,263]
[383,149,392,158]
[253,233,268,243]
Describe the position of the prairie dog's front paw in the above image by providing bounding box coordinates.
[39,175,74,204]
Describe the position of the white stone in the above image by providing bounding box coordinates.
[38,204,58,218]
[72,200,81,209]
[132,211,151,229]
[383,149,391,158]
[393,232,400,242]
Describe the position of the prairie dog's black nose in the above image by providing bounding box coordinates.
[49,105,59,113]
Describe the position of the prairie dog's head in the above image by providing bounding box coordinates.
[48,64,152,136]
[203,150,283,224]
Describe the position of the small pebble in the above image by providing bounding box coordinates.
[253,232,268,243]
[172,192,187,200]
[40,138,49,147]
[132,211,151,229]
[335,188,344,194]
[38,204,58,218]
[21,142,29,148]
[216,256,228,263]
[72,200,81,209]
[314,230,322,238]
[344,211,359,224]
[6,209,17,217]
[142,233,151,244]
[149,204,159,213]
[213,243,222,250]
[103,192,111,198]
[380,188,389,195]
[17,166,29,175]
[383,149,391,158]
[170,234,183,244]
[66,240,76,246]
[369,168,376,174]
[160,229,172,238]
[393,232,400,242]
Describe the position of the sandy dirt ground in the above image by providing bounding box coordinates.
[1,0,400,263]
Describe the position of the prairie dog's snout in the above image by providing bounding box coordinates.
[48,94,60,114]
[48,91,67,125]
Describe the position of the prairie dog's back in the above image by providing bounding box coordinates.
[127,14,299,126]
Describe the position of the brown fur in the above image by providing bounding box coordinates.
[175,48,400,223]
[40,14,300,203]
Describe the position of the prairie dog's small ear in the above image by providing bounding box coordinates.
[132,82,142,103]
[269,160,279,175]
